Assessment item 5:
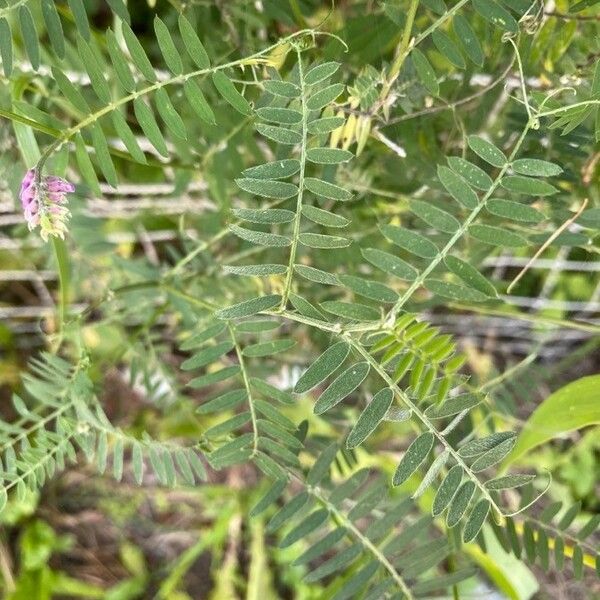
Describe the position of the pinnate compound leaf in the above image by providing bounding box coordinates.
[392,432,434,486]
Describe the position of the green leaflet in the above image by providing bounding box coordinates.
[236,178,298,199]
[307,442,338,485]
[294,265,340,285]
[304,177,352,201]
[432,464,462,516]
[267,491,309,531]
[486,199,545,223]
[314,362,370,415]
[463,499,490,542]
[184,79,216,124]
[251,378,294,404]
[180,322,226,350]
[307,116,345,134]
[256,107,302,124]
[123,22,156,82]
[380,224,438,258]
[485,474,535,490]
[472,0,519,33]
[361,248,417,280]
[448,156,493,190]
[425,393,481,419]
[280,509,329,548]
[52,67,89,113]
[306,83,345,110]
[229,224,291,247]
[256,123,303,145]
[501,175,558,196]
[458,432,515,457]
[294,342,350,394]
[304,544,362,582]
[243,159,300,180]
[242,338,296,357]
[346,388,394,448]
[154,17,183,75]
[302,205,350,228]
[299,233,351,249]
[412,450,449,499]
[90,125,118,187]
[471,436,516,471]
[304,61,340,85]
[188,366,240,389]
[106,29,135,92]
[133,98,169,157]
[453,15,484,66]
[216,294,282,319]
[306,148,353,164]
[444,256,497,297]
[338,274,398,303]
[78,38,111,103]
[178,14,210,68]
[412,48,439,96]
[232,208,295,223]
[438,165,479,209]
[224,264,287,276]
[446,480,476,527]
[41,0,65,59]
[392,432,434,486]
[469,224,528,247]
[512,158,562,177]
[196,389,246,414]
[181,341,234,370]
[263,80,301,98]
[432,30,465,69]
[410,200,460,233]
[212,71,253,115]
[236,320,280,333]
[250,479,287,517]
[320,301,379,321]
[293,528,346,565]
[67,0,90,39]
[75,133,101,195]
[468,135,507,167]
[0,19,11,77]
[111,111,147,164]
[155,88,187,139]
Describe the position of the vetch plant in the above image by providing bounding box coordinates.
[0,1,599,597]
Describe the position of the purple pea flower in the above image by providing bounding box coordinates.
[19,169,73,241]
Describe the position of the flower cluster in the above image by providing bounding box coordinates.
[20,169,74,241]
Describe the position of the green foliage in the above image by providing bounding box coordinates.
[0,0,599,596]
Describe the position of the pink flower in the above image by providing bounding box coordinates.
[19,169,74,241]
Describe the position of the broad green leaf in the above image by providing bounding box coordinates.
[243,339,296,357]
[304,62,340,85]
[486,199,545,223]
[392,432,434,486]
[123,22,156,81]
[67,0,90,39]
[256,123,302,145]
[339,274,398,303]
[412,48,439,96]
[304,177,352,201]
[411,200,460,233]
[256,107,302,124]
[294,342,350,394]
[105,29,135,92]
[184,79,216,124]
[302,205,350,228]
[224,264,287,276]
[438,165,479,209]
[294,265,340,285]
[306,148,353,164]
[453,15,484,66]
[448,156,493,190]
[299,233,350,249]
[216,294,282,319]
[314,362,370,414]
[0,19,11,77]
[432,30,465,69]
[155,88,187,139]
[41,0,65,59]
[263,80,301,98]
[178,14,210,68]
[181,341,234,370]
[432,464,462,515]
[154,16,183,75]
[471,437,517,471]
[212,71,253,115]
[232,208,295,223]
[133,98,169,157]
[361,248,417,280]
[485,474,535,490]
[504,375,600,466]
[512,158,562,177]
[346,388,394,448]
[320,301,379,321]
[501,175,558,196]
[380,225,438,258]
[444,255,497,297]
[236,178,298,199]
[464,500,491,542]
[307,116,345,134]
[229,224,291,247]
[446,480,476,527]
[469,224,528,247]
[468,135,507,167]
[472,0,519,33]
[306,83,345,110]
[243,159,300,180]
